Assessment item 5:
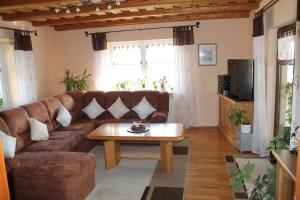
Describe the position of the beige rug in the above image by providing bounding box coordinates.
[86,139,189,200]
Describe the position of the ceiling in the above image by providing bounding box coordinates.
[0,0,261,31]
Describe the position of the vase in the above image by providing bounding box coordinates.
[241,124,251,133]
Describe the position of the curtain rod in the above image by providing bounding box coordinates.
[84,22,200,37]
[0,26,38,36]
[255,0,279,16]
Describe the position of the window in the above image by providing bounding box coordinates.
[107,39,174,90]
[275,35,295,138]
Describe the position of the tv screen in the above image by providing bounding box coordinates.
[228,59,254,101]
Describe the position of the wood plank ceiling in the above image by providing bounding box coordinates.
[0,0,261,31]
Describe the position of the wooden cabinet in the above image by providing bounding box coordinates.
[218,94,254,146]
[0,139,10,200]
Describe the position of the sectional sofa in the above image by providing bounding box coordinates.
[1,90,169,200]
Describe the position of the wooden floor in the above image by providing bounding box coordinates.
[184,127,238,200]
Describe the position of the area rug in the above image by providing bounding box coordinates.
[86,139,189,200]
[224,154,273,200]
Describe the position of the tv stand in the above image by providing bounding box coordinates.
[218,94,254,147]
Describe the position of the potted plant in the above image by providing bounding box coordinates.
[228,108,251,133]
[61,68,91,92]
[153,80,158,90]
[136,76,147,89]
[267,134,289,163]
[158,76,168,91]
[241,117,251,134]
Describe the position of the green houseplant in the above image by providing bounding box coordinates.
[228,108,251,133]
[267,134,289,163]
[158,76,168,91]
[61,68,92,92]
[136,76,147,89]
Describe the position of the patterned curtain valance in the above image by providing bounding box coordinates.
[173,26,194,46]
[14,30,32,51]
[277,23,296,39]
[92,32,107,51]
[253,13,264,37]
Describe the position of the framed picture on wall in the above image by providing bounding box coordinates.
[198,43,217,66]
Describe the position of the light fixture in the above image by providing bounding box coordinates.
[54,8,60,13]
[54,0,121,14]
[95,4,100,12]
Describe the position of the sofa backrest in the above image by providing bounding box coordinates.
[55,94,80,122]
[42,97,62,130]
[22,102,54,132]
[0,107,31,152]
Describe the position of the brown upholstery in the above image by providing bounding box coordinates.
[22,101,54,132]
[9,152,96,200]
[1,90,169,200]
[22,136,81,152]
[42,97,62,130]
[0,107,31,151]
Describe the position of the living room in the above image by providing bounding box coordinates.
[0,0,300,200]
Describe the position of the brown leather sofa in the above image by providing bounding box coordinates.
[1,90,169,200]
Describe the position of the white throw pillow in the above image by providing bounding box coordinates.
[107,97,130,119]
[56,105,72,127]
[132,97,157,119]
[29,118,49,141]
[82,98,105,119]
[0,130,16,158]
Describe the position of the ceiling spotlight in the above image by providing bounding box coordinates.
[95,5,100,12]
[107,4,112,10]
[66,8,71,14]
[54,8,60,13]
[115,0,121,6]
[76,6,81,12]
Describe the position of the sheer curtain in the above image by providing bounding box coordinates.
[172,26,200,128]
[252,14,268,156]
[14,30,37,105]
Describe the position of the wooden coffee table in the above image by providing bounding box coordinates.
[87,123,184,172]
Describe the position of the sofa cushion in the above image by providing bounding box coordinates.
[0,107,31,152]
[49,130,85,140]
[98,118,151,125]
[56,105,72,127]
[21,136,81,152]
[103,91,131,119]
[82,98,105,119]
[132,97,156,119]
[130,90,159,119]
[29,118,49,141]
[22,102,53,132]
[58,120,95,134]
[107,97,130,119]
[0,130,16,158]
[7,152,96,200]
[56,94,80,121]
[42,97,63,130]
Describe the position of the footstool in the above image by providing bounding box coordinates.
[8,152,96,200]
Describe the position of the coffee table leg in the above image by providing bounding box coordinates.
[160,141,173,172]
[104,140,120,169]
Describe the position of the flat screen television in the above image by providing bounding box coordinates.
[228,59,254,101]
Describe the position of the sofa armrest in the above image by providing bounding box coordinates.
[151,111,168,123]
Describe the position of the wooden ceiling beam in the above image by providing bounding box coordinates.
[54,11,250,31]
[32,3,258,27]
[0,0,77,11]
[2,0,259,21]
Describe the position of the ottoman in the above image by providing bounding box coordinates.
[8,152,96,200]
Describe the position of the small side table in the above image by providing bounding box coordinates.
[236,131,252,153]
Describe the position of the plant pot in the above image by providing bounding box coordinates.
[160,86,166,92]
[241,124,251,134]
[269,151,277,164]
